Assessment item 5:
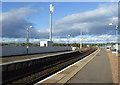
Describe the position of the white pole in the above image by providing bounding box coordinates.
[50,4,54,41]
[67,35,70,50]
[26,27,29,54]
[80,28,82,49]
[67,36,69,49]
[116,25,118,57]
[50,12,52,41]
[26,26,32,54]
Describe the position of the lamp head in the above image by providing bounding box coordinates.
[116,25,118,30]
[68,35,70,37]
[50,4,54,13]
[29,26,32,28]
[109,23,113,26]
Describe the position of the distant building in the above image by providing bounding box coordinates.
[40,41,53,47]
[72,47,76,50]
[112,45,116,49]
[86,45,90,48]
[106,44,112,50]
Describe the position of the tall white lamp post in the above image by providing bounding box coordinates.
[26,26,32,54]
[109,23,118,57]
[50,4,54,41]
[80,28,82,49]
[67,35,70,50]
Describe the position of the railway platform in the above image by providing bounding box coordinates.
[1,51,74,64]
[36,48,117,84]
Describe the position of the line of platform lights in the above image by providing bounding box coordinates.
[25,4,119,56]
[109,23,118,57]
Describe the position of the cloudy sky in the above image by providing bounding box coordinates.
[1,2,118,43]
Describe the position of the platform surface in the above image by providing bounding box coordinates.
[67,48,113,83]
[1,51,74,64]
[38,48,113,84]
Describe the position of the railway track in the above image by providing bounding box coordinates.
[2,47,96,85]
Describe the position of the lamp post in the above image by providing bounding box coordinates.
[67,35,70,50]
[26,26,32,54]
[49,4,54,41]
[109,23,118,57]
[80,28,82,49]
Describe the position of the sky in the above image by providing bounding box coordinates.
[1,2,119,43]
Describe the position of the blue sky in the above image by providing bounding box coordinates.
[1,2,118,43]
[2,2,101,29]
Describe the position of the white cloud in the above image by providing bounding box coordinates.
[2,34,116,43]
[53,34,116,43]
[30,39,40,43]
[50,4,118,37]
[2,3,118,43]
[2,38,20,43]
[2,7,38,38]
